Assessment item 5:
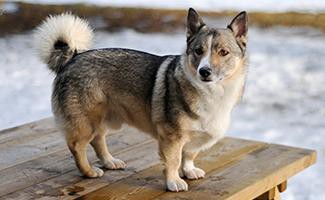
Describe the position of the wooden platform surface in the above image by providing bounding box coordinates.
[0,118,316,200]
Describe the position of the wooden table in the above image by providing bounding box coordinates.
[0,118,316,200]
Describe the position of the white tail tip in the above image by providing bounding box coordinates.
[34,13,93,64]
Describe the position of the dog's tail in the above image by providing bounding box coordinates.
[34,13,93,74]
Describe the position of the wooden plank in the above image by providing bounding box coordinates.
[0,118,316,200]
[0,118,130,171]
[0,118,61,170]
[156,143,316,200]
[273,187,281,200]
[0,118,55,142]
[0,127,152,197]
[0,131,65,171]
[277,181,287,193]
[79,137,266,200]
[60,140,159,199]
[255,187,281,200]
[1,139,159,200]
[80,139,316,200]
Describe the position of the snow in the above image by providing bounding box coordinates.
[1,21,325,199]
[0,2,19,13]
[22,0,325,12]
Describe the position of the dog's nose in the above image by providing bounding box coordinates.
[199,67,212,79]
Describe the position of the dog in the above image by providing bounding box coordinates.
[34,8,248,192]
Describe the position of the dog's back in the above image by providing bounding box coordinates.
[52,48,169,134]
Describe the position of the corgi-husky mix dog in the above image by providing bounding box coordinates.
[34,8,248,192]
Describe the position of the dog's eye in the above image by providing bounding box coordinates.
[194,47,204,56]
[219,49,229,57]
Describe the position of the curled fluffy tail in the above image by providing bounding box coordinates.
[34,13,93,74]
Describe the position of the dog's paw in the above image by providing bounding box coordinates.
[167,177,188,192]
[183,167,205,180]
[84,166,104,178]
[103,157,126,169]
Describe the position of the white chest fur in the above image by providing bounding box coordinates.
[187,75,244,139]
[182,76,244,153]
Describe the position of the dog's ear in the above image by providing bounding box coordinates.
[227,11,248,49]
[187,8,205,41]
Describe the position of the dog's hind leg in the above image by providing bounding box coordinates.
[66,124,104,178]
[90,124,126,170]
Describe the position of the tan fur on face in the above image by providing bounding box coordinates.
[224,57,247,82]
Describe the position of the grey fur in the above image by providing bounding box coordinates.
[39,8,248,191]
[52,48,166,133]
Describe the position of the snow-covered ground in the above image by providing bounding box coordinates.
[22,0,325,12]
[0,20,325,199]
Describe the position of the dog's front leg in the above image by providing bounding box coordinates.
[181,132,218,180]
[158,130,188,192]
[182,150,205,180]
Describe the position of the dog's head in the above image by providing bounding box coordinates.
[184,8,248,83]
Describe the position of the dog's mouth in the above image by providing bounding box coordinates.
[200,77,213,82]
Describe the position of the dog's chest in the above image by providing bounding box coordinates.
[190,97,231,137]
[186,80,242,137]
